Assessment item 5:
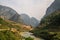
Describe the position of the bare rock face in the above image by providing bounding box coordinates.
[20,14,39,27]
[45,0,60,16]
[0,5,22,23]
[0,5,39,27]
[0,5,18,19]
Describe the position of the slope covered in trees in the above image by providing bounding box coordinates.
[31,9,60,40]
[40,9,60,31]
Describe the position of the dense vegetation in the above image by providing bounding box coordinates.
[0,17,28,31]
[0,17,34,40]
[31,10,60,40]
[0,17,21,40]
[0,30,20,40]
[25,37,34,40]
[40,9,60,30]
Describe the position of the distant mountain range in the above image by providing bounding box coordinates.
[0,5,39,27]
[20,14,39,27]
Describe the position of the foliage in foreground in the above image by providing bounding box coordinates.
[0,30,20,40]
[25,37,34,40]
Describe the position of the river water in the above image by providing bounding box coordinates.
[20,32,44,40]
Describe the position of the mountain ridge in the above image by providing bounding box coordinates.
[45,0,60,17]
[0,5,39,27]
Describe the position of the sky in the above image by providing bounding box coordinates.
[0,0,54,20]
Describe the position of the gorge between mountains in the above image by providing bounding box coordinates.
[0,0,60,40]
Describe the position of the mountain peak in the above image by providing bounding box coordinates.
[0,5,39,27]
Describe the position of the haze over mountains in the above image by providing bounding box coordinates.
[0,0,59,27]
[20,14,39,27]
[0,0,54,20]
[0,5,39,27]
[0,0,60,40]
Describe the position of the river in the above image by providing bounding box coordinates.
[20,32,44,40]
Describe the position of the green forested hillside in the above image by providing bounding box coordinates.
[31,10,60,40]
[39,9,60,31]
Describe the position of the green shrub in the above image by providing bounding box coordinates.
[0,31,20,40]
[25,37,34,40]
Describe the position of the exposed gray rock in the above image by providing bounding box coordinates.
[30,17,39,27]
[20,14,39,27]
[46,0,60,16]
[0,5,18,19]
[0,5,39,27]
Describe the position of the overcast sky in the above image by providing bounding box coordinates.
[0,0,54,20]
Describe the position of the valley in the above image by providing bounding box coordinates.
[0,0,60,40]
[0,17,43,40]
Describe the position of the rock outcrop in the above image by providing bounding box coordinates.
[0,5,39,27]
[46,0,60,16]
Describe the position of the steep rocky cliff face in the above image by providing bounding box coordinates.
[45,0,60,16]
[0,5,19,20]
[38,0,60,28]
[20,14,39,27]
[0,5,39,27]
